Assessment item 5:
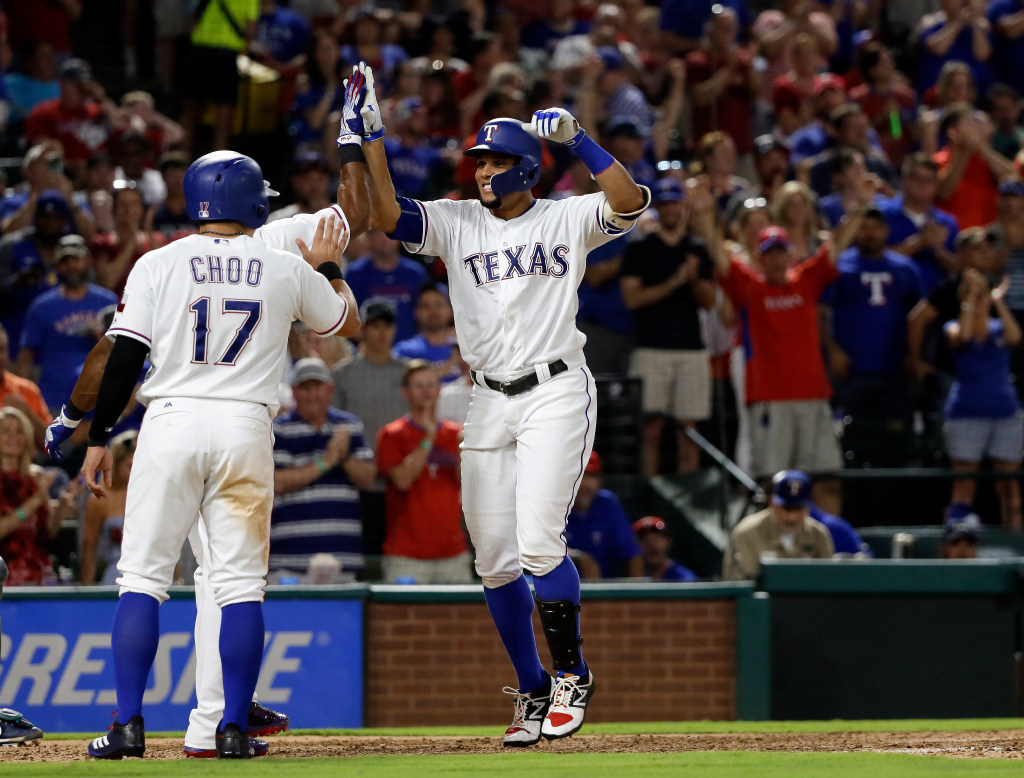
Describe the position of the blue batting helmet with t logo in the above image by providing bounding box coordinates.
[184,151,279,230]
[464,118,542,198]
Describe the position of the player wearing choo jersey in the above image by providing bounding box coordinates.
[78,150,360,760]
[350,61,650,745]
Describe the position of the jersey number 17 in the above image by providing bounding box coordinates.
[189,297,263,365]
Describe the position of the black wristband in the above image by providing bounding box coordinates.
[65,399,85,421]
[337,144,366,166]
[317,261,343,281]
[87,434,109,448]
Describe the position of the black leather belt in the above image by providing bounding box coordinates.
[473,359,568,396]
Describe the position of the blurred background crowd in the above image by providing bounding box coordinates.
[2,0,1023,587]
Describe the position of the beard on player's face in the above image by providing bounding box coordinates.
[481,193,503,210]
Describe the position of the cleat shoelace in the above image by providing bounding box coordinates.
[502,687,530,728]
[550,675,581,710]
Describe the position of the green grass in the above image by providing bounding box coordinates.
[10,752,1024,777]
[42,718,1024,740]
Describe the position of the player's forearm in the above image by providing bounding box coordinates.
[87,336,149,446]
[72,337,114,413]
[594,160,645,215]
[336,156,370,239]
[364,140,401,233]
[331,279,361,338]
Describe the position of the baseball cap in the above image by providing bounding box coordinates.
[59,58,92,82]
[291,357,333,386]
[55,234,89,261]
[604,115,648,140]
[597,46,626,72]
[942,504,981,543]
[998,180,1024,197]
[771,469,812,509]
[632,516,667,535]
[754,134,789,159]
[35,190,70,217]
[652,178,684,205]
[360,296,398,324]
[757,225,791,254]
[584,450,602,474]
[812,73,845,98]
[954,226,997,251]
[294,151,329,175]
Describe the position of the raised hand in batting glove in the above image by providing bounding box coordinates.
[337,66,368,147]
[356,62,386,141]
[44,403,83,463]
[529,107,584,147]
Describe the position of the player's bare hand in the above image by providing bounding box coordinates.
[324,427,352,468]
[529,107,582,145]
[82,445,113,499]
[296,215,347,269]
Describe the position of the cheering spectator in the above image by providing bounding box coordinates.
[15,234,117,412]
[113,131,165,207]
[3,40,59,124]
[268,151,332,222]
[271,358,377,583]
[81,430,137,585]
[381,97,456,200]
[934,103,1016,229]
[89,184,165,295]
[772,33,824,139]
[339,8,409,95]
[686,6,758,159]
[752,0,838,111]
[599,115,656,190]
[149,151,195,241]
[722,469,834,581]
[521,0,589,56]
[712,193,867,513]
[621,178,715,475]
[344,231,428,343]
[789,74,849,166]
[988,83,1024,160]
[918,61,977,155]
[632,515,697,582]
[0,324,50,449]
[563,451,643,580]
[805,103,898,198]
[0,407,79,586]
[376,361,471,584]
[0,191,75,354]
[692,131,752,217]
[770,181,830,261]
[849,40,917,169]
[393,283,459,383]
[289,29,344,149]
[1,144,93,238]
[943,269,1023,528]
[594,46,651,132]
[822,207,924,461]
[119,90,186,156]
[988,0,1024,95]
[727,135,790,214]
[660,0,752,57]
[817,149,879,228]
[24,58,125,175]
[879,152,960,295]
[916,0,992,98]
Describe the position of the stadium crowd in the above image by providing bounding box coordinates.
[1,0,1021,585]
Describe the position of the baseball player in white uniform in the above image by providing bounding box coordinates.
[349,62,649,744]
[78,150,360,759]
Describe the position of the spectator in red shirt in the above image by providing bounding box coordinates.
[849,40,917,169]
[89,185,165,295]
[703,182,868,513]
[772,33,823,139]
[935,103,1017,229]
[685,6,759,157]
[376,360,472,584]
[24,58,125,180]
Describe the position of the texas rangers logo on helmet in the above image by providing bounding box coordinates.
[483,124,498,143]
[789,481,801,497]
[199,201,210,218]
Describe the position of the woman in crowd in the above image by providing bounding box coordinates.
[771,180,831,261]
[80,430,137,585]
[0,407,79,585]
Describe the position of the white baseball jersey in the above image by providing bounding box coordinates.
[401,193,635,375]
[108,233,347,414]
[255,204,350,255]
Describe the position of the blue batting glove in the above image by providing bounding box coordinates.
[44,404,81,463]
[357,62,387,142]
[337,67,368,147]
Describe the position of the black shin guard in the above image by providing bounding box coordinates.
[534,595,582,672]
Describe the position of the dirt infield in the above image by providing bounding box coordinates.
[2,731,1024,761]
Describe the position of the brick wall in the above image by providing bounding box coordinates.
[365,598,736,727]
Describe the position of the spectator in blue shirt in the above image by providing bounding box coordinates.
[917,1,993,98]
[660,0,752,56]
[823,206,924,439]
[943,269,1023,528]
[632,516,698,582]
[15,234,117,412]
[382,97,454,200]
[521,0,590,55]
[254,0,311,68]
[789,74,848,166]
[393,282,460,383]
[4,40,60,124]
[879,152,959,295]
[271,358,378,582]
[563,452,643,579]
[808,505,871,556]
[345,231,428,343]
[988,0,1024,95]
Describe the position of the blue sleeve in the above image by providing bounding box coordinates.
[829,521,863,555]
[607,495,642,560]
[18,299,45,351]
[389,196,427,244]
[941,212,959,254]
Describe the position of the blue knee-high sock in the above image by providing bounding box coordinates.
[112,592,160,722]
[484,577,549,693]
[219,602,264,729]
[533,557,587,677]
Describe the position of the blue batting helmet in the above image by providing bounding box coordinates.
[464,118,542,198]
[183,151,279,230]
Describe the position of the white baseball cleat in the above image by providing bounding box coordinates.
[541,671,594,740]
[501,678,553,747]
